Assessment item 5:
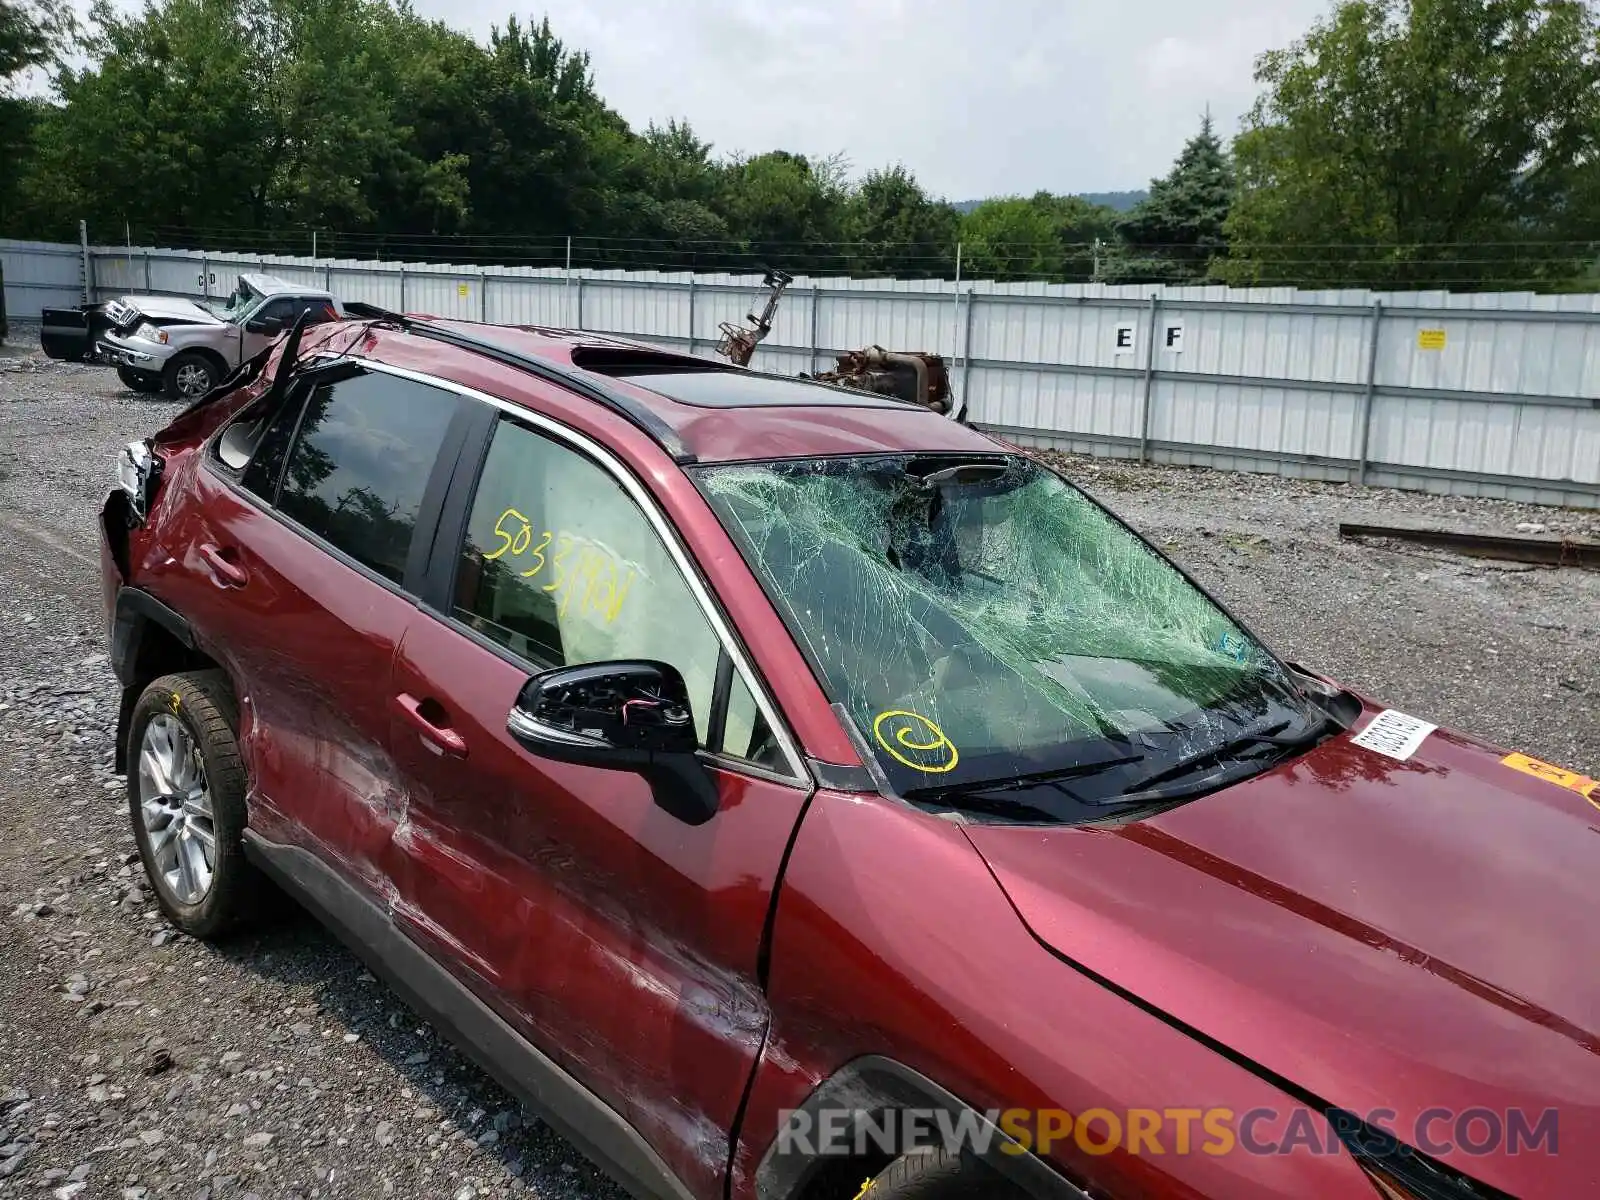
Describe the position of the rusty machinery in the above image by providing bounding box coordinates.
[807,346,954,416]
[715,269,793,367]
[713,270,964,419]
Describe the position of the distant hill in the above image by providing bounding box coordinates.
[951,190,1147,214]
[1078,190,1146,212]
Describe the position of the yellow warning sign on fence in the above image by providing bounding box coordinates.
[457,282,470,298]
[1417,328,1447,350]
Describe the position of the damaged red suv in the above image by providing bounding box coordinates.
[99,307,1598,1200]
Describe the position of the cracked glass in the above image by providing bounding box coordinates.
[697,454,1314,805]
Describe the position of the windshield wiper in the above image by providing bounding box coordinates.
[912,792,1065,823]
[1099,713,1333,805]
[907,751,1145,803]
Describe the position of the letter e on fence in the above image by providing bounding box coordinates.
[1113,322,1137,355]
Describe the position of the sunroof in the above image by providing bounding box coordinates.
[598,367,912,410]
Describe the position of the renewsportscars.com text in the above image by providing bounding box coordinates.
[774,1105,1559,1160]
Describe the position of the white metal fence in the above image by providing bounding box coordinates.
[0,238,85,325]
[4,235,1598,507]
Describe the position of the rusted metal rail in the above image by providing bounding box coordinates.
[1338,522,1598,569]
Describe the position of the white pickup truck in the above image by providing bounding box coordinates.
[42,273,344,400]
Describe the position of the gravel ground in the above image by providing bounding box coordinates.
[1,346,1596,1200]
[0,346,626,1200]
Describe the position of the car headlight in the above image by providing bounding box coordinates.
[135,322,169,344]
[115,440,163,525]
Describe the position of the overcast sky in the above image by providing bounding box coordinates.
[33,0,1335,200]
[412,0,1334,200]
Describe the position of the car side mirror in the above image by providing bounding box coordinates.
[245,316,285,336]
[506,660,719,825]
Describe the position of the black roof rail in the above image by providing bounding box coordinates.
[339,302,695,464]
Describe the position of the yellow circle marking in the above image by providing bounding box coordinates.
[873,710,959,774]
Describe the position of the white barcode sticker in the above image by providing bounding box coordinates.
[1351,709,1437,762]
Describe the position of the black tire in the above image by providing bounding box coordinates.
[127,670,264,938]
[161,350,221,402]
[117,366,163,393]
[854,1148,1030,1199]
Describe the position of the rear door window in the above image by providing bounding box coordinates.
[276,371,459,584]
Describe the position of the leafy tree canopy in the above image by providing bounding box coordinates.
[1218,0,1600,288]
[7,0,1600,292]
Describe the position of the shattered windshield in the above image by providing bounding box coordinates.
[696,454,1320,816]
[203,281,263,323]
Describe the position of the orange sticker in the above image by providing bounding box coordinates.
[1501,752,1598,808]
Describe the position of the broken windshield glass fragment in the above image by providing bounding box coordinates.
[696,453,1320,815]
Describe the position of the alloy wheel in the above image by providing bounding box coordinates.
[174,362,212,399]
[137,713,217,904]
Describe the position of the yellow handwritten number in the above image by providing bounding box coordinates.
[543,533,576,594]
[488,510,636,625]
[873,710,959,773]
[519,529,552,578]
[485,508,532,561]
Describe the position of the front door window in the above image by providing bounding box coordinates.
[452,415,776,765]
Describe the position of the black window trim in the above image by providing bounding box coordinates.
[706,649,734,752]
[421,396,497,614]
[354,357,811,787]
[260,377,315,503]
[203,364,477,604]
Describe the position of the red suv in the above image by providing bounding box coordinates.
[98,309,1598,1200]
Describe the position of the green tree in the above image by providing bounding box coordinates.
[20,0,475,243]
[1,0,72,230]
[584,119,731,267]
[25,0,272,236]
[959,193,1117,282]
[843,165,960,277]
[1032,193,1118,280]
[961,196,1055,280]
[716,150,848,271]
[1,0,68,80]
[463,15,621,245]
[356,10,615,253]
[1218,0,1600,289]
[258,0,466,233]
[1105,114,1233,284]
[636,120,719,206]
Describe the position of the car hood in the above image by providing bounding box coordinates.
[114,294,222,324]
[963,704,1600,1194]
